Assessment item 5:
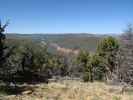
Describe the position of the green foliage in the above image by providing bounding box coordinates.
[8,39,52,83]
[4,38,70,83]
[91,54,106,81]
[77,50,90,66]
[47,55,68,76]
[0,21,6,67]
[0,21,13,85]
[77,37,119,82]
[97,36,119,56]
[96,36,119,80]
[77,50,93,82]
[82,54,106,82]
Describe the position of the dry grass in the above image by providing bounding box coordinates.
[2,80,133,100]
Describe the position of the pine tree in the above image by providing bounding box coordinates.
[97,36,119,80]
[0,20,7,66]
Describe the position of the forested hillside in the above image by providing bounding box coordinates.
[6,33,103,52]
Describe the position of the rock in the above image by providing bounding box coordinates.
[22,90,33,95]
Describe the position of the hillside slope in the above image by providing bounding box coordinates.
[6,33,103,52]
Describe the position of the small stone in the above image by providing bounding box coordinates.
[22,90,32,95]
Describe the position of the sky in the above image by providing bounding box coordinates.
[0,0,133,34]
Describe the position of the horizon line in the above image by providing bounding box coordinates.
[6,32,121,35]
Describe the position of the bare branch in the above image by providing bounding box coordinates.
[2,20,10,30]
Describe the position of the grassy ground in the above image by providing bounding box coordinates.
[1,80,133,100]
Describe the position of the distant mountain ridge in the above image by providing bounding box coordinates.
[6,33,118,52]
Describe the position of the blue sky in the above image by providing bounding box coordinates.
[0,0,133,34]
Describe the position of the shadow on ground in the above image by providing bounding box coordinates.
[0,84,37,95]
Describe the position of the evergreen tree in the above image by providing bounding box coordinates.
[0,20,7,67]
[77,50,93,82]
[0,21,9,77]
[97,36,119,80]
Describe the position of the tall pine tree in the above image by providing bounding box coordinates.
[0,21,8,67]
